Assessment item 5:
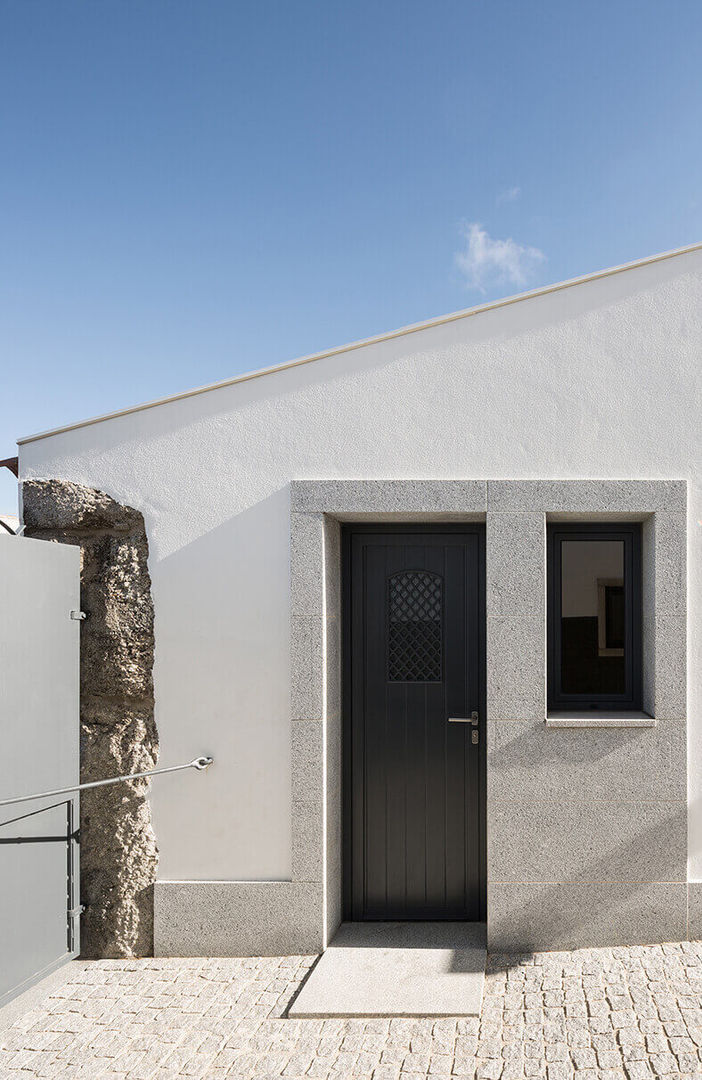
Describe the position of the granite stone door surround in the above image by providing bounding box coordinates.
[289,479,688,953]
[153,478,688,955]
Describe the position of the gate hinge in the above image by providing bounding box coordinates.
[68,905,85,919]
[70,610,86,621]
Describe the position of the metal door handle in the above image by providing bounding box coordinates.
[448,712,479,726]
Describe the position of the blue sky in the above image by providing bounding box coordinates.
[2,0,701,514]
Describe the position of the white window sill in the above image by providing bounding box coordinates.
[545,711,656,728]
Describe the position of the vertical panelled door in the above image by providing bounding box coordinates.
[345,527,485,921]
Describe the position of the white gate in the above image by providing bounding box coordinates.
[0,534,80,1006]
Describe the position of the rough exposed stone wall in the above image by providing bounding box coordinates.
[23,479,158,958]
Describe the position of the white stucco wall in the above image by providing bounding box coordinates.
[18,247,702,883]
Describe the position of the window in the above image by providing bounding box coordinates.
[387,570,443,682]
[547,524,642,711]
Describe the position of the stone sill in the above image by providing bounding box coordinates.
[545,712,656,728]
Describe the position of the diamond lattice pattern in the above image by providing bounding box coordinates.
[387,570,443,682]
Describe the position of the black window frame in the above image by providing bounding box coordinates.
[547,522,643,712]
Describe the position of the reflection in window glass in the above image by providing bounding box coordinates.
[561,540,625,695]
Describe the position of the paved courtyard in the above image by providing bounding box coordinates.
[3,942,702,1078]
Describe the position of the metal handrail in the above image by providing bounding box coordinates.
[0,756,214,808]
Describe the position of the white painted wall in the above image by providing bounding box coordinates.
[18,247,702,882]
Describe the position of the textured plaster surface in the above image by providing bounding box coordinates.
[17,249,702,891]
[7,941,702,1077]
[23,479,157,958]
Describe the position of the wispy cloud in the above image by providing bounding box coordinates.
[496,185,521,205]
[455,222,546,293]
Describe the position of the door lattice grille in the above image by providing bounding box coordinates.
[387,570,443,681]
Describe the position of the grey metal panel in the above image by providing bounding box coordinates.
[0,535,80,1005]
[0,801,76,1003]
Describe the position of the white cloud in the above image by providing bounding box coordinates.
[497,185,521,204]
[455,222,546,293]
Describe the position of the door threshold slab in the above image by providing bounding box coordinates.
[288,921,486,1018]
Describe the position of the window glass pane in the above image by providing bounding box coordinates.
[561,540,625,696]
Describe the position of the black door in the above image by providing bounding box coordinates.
[343,526,485,921]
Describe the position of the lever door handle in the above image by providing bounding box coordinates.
[448,712,479,726]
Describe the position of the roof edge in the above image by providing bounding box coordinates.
[18,239,702,447]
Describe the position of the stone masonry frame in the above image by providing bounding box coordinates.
[154,478,689,955]
[289,479,688,955]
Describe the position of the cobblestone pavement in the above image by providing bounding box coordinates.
[3,942,702,1078]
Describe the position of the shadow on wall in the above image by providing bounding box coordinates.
[486,804,688,957]
[488,722,685,801]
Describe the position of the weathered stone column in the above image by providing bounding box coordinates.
[23,479,158,957]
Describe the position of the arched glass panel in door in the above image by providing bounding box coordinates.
[387,569,443,682]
